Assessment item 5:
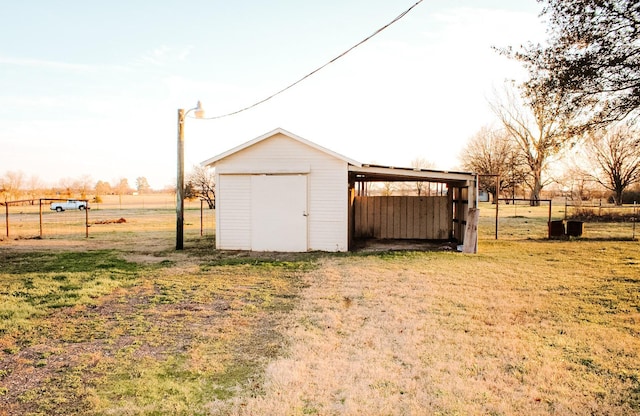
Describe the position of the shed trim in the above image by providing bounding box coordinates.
[216,165,311,175]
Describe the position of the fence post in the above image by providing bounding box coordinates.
[633,201,637,240]
[4,202,8,237]
[495,197,499,240]
[85,201,89,238]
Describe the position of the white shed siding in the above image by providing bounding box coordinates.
[216,175,251,250]
[307,160,348,251]
[214,133,349,252]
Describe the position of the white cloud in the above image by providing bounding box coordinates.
[136,45,194,66]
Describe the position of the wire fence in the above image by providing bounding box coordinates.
[7,195,634,244]
[478,199,639,241]
[564,200,638,240]
[1,194,216,242]
[1,199,89,240]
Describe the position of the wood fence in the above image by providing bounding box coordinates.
[353,196,450,240]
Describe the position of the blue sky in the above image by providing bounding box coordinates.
[1,0,545,189]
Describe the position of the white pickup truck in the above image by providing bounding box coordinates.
[50,200,88,212]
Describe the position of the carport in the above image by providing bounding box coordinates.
[348,164,478,252]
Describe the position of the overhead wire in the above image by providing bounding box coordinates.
[198,0,424,120]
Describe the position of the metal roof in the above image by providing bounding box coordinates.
[349,164,476,185]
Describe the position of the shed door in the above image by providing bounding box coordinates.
[251,175,308,251]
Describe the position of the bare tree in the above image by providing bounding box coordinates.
[26,175,44,201]
[114,178,131,195]
[490,82,584,204]
[186,166,215,209]
[75,175,93,199]
[95,180,112,196]
[580,124,640,205]
[460,126,527,202]
[380,181,394,196]
[1,171,25,201]
[136,177,151,194]
[410,157,434,196]
[553,163,601,202]
[114,178,131,208]
[57,177,76,198]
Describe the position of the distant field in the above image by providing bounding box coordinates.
[0,200,639,415]
[0,193,215,242]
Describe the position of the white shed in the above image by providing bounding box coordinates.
[201,128,360,252]
[201,128,478,253]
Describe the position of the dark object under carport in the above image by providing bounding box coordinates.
[566,220,584,237]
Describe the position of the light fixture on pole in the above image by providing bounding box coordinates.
[176,100,205,250]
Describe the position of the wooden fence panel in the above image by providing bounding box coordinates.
[354,196,449,240]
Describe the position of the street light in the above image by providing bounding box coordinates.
[177,100,205,250]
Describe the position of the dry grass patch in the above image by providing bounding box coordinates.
[216,241,640,415]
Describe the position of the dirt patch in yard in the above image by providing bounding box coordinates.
[352,238,458,252]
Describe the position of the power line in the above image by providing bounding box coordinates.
[200,0,424,120]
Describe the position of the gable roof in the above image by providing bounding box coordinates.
[201,127,362,168]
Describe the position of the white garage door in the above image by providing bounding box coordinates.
[250,175,308,251]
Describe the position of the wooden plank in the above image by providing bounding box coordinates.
[462,207,479,253]
[456,188,465,242]
[433,197,440,239]
[447,190,454,240]
[360,196,367,237]
[356,196,362,238]
[380,197,388,239]
[426,197,435,239]
[363,197,369,238]
[373,197,381,238]
[423,197,430,239]
[408,197,417,238]
[354,197,360,237]
[418,197,427,239]
[414,197,422,239]
[393,197,401,238]
[364,197,373,238]
[400,197,408,238]
[437,196,447,239]
[412,197,419,238]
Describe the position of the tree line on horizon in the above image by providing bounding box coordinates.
[0,168,216,210]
